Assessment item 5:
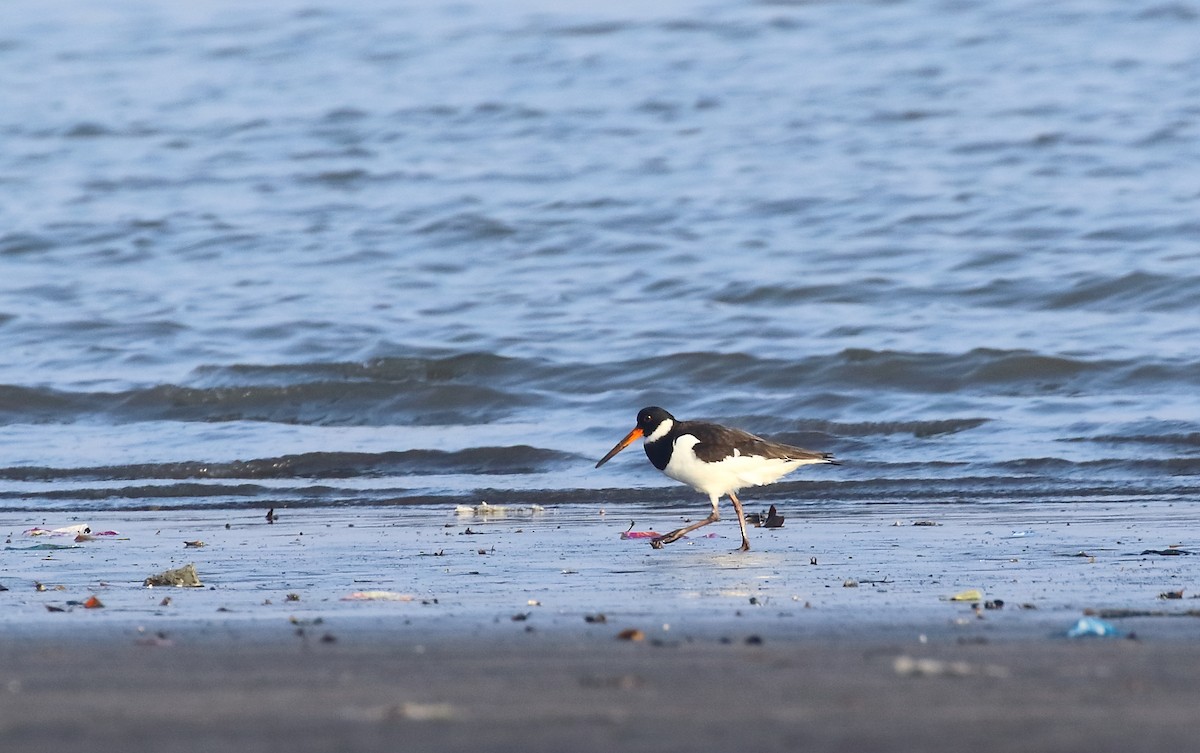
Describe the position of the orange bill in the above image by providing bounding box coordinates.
[595,426,644,468]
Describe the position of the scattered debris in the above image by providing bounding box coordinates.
[949,589,984,602]
[393,702,458,721]
[857,576,893,585]
[616,628,645,641]
[893,655,1008,678]
[286,593,300,602]
[585,613,607,624]
[46,605,66,613]
[289,616,325,626]
[747,505,785,528]
[984,599,1005,610]
[745,635,764,645]
[1066,616,1122,638]
[1141,548,1192,556]
[843,579,859,588]
[342,702,457,723]
[266,508,277,524]
[136,631,173,647]
[763,505,784,528]
[810,557,818,565]
[455,501,545,517]
[460,527,485,536]
[24,525,91,537]
[1007,530,1035,538]
[912,520,940,527]
[340,591,415,602]
[144,563,204,588]
[83,595,104,609]
[1160,590,1185,600]
[511,612,530,622]
[159,597,172,607]
[621,521,661,539]
[9,542,81,551]
[184,540,205,548]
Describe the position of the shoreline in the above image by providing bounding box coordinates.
[2,502,1198,751]
[3,501,1195,637]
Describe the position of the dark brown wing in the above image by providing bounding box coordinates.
[679,421,834,464]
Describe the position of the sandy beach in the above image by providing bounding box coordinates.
[2,502,1198,752]
[4,629,1200,753]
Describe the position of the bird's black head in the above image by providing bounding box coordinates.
[595,406,676,469]
[635,406,674,436]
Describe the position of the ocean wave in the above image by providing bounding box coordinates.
[715,270,1200,313]
[1,459,1195,514]
[0,348,1194,426]
[0,446,575,482]
[415,212,519,243]
[1062,432,1200,449]
[1047,270,1200,312]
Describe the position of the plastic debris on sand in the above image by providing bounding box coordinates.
[340,591,415,602]
[893,655,1009,678]
[621,521,661,539]
[455,502,545,518]
[1066,617,1123,638]
[144,563,204,588]
[24,525,92,537]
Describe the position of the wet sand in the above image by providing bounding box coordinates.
[2,502,1198,751]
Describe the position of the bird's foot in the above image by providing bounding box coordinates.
[738,539,750,552]
[650,530,683,549]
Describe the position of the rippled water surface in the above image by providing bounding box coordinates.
[2,0,1198,513]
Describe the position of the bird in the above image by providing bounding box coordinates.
[595,406,836,551]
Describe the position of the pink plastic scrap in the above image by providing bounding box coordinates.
[620,530,661,539]
[620,523,720,540]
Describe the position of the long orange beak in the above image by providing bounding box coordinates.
[595,426,643,468]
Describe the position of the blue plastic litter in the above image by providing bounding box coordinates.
[1066,617,1122,638]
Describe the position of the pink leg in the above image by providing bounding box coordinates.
[728,492,750,552]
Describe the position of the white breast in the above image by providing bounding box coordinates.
[662,434,812,497]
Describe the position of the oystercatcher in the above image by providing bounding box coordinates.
[595,407,836,551]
